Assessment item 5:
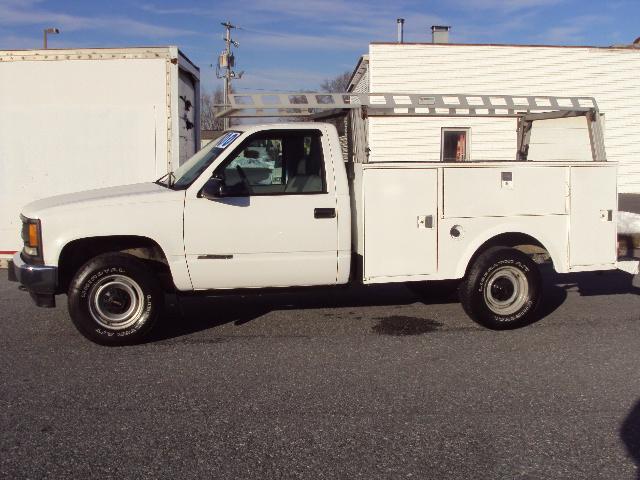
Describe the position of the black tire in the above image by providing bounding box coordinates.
[406,279,461,300]
[459,247,541,330]
[68,253,163,345]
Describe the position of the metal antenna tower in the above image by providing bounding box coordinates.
[217,21,243,130]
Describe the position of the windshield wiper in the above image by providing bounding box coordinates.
[155,171,176,188]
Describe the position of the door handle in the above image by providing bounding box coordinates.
[314,208,336,219]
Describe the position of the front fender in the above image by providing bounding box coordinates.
[38,198,192,291]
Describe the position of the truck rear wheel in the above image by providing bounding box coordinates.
[67,253,163,345]
[459,247,541,330]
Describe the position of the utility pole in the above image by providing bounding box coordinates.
[217,21,243,130]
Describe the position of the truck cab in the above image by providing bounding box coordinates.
[10,122,351,345]
[180,124,351,290]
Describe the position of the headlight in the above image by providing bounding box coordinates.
[20,215,43,263]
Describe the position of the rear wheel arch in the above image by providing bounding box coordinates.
[462,232,555,277]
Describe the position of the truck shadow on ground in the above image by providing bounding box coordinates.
[148,268,638,343]
[621,399,640,480]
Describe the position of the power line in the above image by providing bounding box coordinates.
[235,25,294,38]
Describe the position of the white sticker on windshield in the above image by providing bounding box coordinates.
[215,132,241,149]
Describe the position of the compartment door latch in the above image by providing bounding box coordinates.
[600,209,613,222]
[417,215,434,229]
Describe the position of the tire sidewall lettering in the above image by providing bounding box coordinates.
[78,266,153,338]
[80,266,128,299]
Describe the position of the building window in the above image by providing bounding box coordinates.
[442,128,470,161]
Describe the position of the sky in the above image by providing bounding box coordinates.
[0,0,638,93]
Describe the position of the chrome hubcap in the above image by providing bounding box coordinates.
[484,266,529,316]
[89,275,144,330]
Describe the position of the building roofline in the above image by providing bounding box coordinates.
[0,46,200,75]
[370,41,640,51]
[0,46,198,66]
[347,54,369,92]
[0,46,177,52]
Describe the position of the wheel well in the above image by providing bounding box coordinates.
[57,236,172,294]
[466,232,551,274]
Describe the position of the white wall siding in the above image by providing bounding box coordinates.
[351,66,369,94]
[369,43,640,192]
[346,63,370,163]
[527,116,593,162]
[368,117,516,162]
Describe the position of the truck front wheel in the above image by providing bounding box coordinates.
[459,247,541,330]
[67,253,163,345]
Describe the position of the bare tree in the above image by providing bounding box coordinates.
[320,71,351,93]
[200,87,224,131]
[278,71,353,123]
[318,71,351,137]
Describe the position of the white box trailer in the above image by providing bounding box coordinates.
[0,47,200,259]
[349,42,640,193]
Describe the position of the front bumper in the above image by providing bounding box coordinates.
[8,253,58,307]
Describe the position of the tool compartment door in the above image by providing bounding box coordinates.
[363,168,438,280]
[569,165,617,267]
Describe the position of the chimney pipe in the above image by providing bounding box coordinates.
[397,18,405,43]
[431,25,451,44]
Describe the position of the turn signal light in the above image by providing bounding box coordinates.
[28,223,39,247]
[20,216,43,262]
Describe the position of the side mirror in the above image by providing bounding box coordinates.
[200,176,225,200]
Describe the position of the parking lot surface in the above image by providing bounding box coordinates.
[1,268,640,479]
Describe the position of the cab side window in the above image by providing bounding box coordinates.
[219,131,326,195]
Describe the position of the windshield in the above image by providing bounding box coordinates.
[160,131,242,189]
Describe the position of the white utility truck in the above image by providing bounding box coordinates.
[0,47,200,262]
[8,92,639,345]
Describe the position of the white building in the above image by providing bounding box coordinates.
[348,40,640,193]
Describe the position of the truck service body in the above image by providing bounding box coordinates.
[8,91,640,345]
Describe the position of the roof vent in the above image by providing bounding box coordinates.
[431,25,451,44]
[397,18,405,44]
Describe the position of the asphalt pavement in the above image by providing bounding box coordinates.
[1,267,640,479]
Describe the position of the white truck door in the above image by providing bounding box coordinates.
[569,165,617,267]
[183,129,339,289]
[363,168,438,280]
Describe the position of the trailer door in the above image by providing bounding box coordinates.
[363,168,438,280]
[178,70,197,166]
